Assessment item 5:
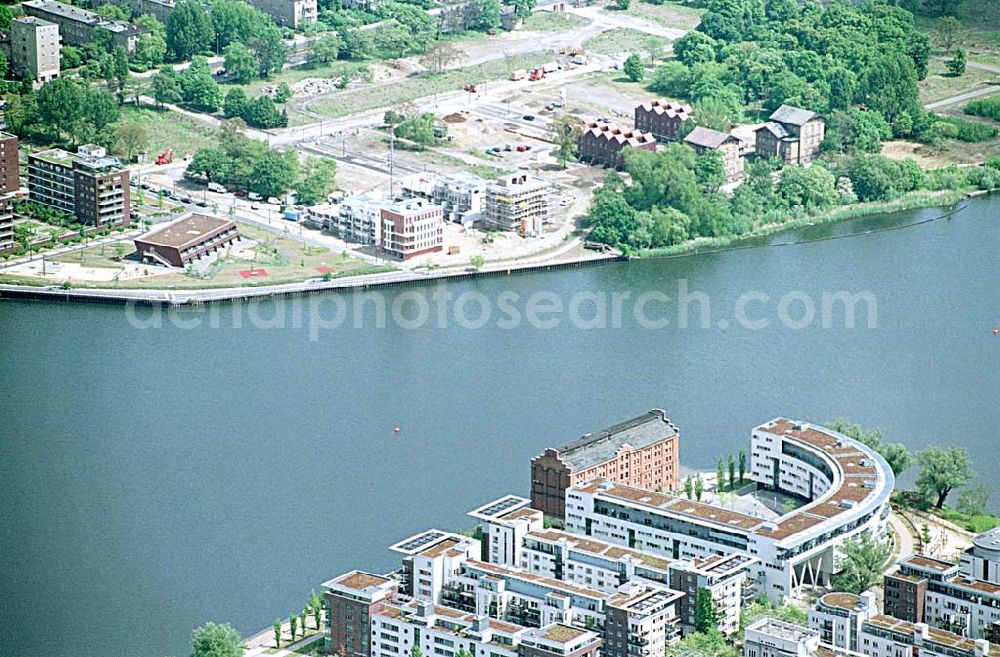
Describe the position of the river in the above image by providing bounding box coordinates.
[2,195,999,657]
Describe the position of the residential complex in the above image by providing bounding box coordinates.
[563,418,894,600]
[9,16,61,86]
[577,122,657,170]
[683,127,745,183]
[21,0,145,53]
[883,529,1000,641]
[634,99,692,143]
[755,105,825,165]
[402,172,488,226]
[98,0,176,22]
[0,132,19,252]
[308,194,384,245]
[380,197,444,260]
[482,173,552,236]
[133,214,240,268]
[27,145,131,226]
[529,409,680,518]
[248,0,318,29]
[809,592,878,651]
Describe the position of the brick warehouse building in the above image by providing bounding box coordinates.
[634,99,692,142]
[134,214,239,268]
[577,121,657,170]
[530,409,680,518]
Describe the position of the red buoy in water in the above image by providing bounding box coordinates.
[994,328,999,336]
[394,425,401,434]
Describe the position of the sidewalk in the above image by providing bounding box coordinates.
[244,620,324,657]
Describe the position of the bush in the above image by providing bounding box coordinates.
[965,97,1000,121]
[941,117,998,143]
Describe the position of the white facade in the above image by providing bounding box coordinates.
[10,16,61,85]
[469,496,542,568]
[809,592,877,651]
[390,530,482,605]
[858,617,991,657]
[745,619,825,657]
[308,194,384,245]
[564,418,894,601]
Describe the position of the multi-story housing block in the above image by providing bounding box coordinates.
[745,618,830,657]
[401,172,488,225]
[603,581,683,657]
[308,194,384,245]
[754,105,825,165]
[323,571,400,657]
[28,145,130,226]
[21,0,145,53]
[809,592,878,652]
[389,529,483,603]
[564,418,894,601]
[482,174,552,236]
[379,197,443,260]
[683,127,745,183]
[530,409,680,518]
[0,132,18,252]
[634,100,692,143]
[9,16,61,85]
[860,616,992,657]
[669,553,758,637]
[248,0,317,28]
[883,533,1000,641]
[577,121,656,170]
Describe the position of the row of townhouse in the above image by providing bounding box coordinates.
[883,528,1000,642]
[746,590,995,657]
[579,98,825,184]
[307,194,442,260]
[561,418,894,601]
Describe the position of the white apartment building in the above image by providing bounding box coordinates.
[670,553,759,637]
[9,16,61,86]
[564,419,894,601]
[859,616,992,657]
[469,496,543,569]
[809,592,878,652]
[604,581,684,657]
[401,172,488,226]
[746,618,828,657]
[248,0,317,28]
[390,530,482,605]
[308,194,384,245]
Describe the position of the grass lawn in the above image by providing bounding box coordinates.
[50,221,394,289]
[582,29,670,56]
[936,506,1000,534]
[224,61,372,96]
[310,52,551,119]
[521,11,592,31]
[605,0,704,30]
[916,2,1000,57]
[115,105,218,159]
[264,630,324,655]
[918,58,1000,105]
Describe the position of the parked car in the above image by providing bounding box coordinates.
[522,114,535,121]
[180,196,193,203]
[248,192,262,201]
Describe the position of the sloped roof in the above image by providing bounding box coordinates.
[769,104,818,126]
[683,126,737,150]
[756,121,789,139]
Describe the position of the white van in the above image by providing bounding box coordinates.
[207,182,227,194]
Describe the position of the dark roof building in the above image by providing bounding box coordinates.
[133,214,239,268]
[755,104,825,165]
[577,121,657,170]
[530,410,680,518]
[683,127,745,183]
[634,99,692,143]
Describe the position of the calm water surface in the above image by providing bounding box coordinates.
[2,196,999,657]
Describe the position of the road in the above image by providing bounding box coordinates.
[924,59,1000,110]
[889,511,916,561]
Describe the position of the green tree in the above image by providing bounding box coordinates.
[395,113,438,146]
[464,0,502,31]
[249,148,299,198]
[167,0,216,61]
[180,57,223,112]
[310,590,323,629]
[115,122,149,163]
[552,114,581,168]
[249,22,286,78]
[831,533,892,594]
[296,157,337,205]
[310,32,342,66]
[717,458,725,492]
[623,53,644,82]
[274,619,282,648]
[649,62,690,97]
[957,485,992,517]
[777,164,838,209]
[694,588,717,633]
[411,647,424,657]
[695,151,725,193]
[192,622,242,657]
[470,255,485,270]
[615,0,631,9]
[290,614,298,640]
[665,629,737,657]
[513,0,536,17]
[674,32,717,67]
[727,454,736,490]
[224,42,257,83]
[916,446,975,509]
[152,68,184,106]
[946,48,966,76]
[694,474,704,501]
[738,449,746,484]
[825,418,913,475]
[188,147,232,182]
[275,82,293,103]
[936,16,962,52]
[211,0,266,50]
[684,476,694,499]
[224,87,250,118]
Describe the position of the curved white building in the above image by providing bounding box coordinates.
[565,418,895,600]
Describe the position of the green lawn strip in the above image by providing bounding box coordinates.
[115,105,218,159]
[582,30,669,56]
[521,11,591,32]
[919,59,1000,105]
[605,1,704,30]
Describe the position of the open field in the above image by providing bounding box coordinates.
[582,29,669,56]
[225,60,373,97]
[603,0,704,30]
[47,221,387,288]
[116,105,218,159]
[881,134,1000,167]
[308,51,551,119]
[916,2,1000,57]
[919,59,1000,104]
[521,11,592,32]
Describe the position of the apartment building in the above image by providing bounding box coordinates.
[482,174,552,236]
[530,409,680,518]
[389,529,483,603]
[379,197,443,260]
[883,532,1000,641]
[634,99,692,143]
[99,0,176,22]
[809,592,878,652]
[683,127,745,183]
[745,619,831,657]
[307,194,384,245]
[248,0,317,28]
[563,419,894,601]
[28,145,131,226]
[670,554,758,637]
[401,172,488,225]
[21,0,145,53]
[323,571,400,657]
[0,132,18,252]
[604,581,683,657]
[755,105,825,165]
[9,16,61,85]
[860,616,993,657]
[133,214,240,268]
[577,121,657,170]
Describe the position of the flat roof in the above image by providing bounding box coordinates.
[865,615,982,653]
[819,592,862,611]
[526,529,672,571]
[389,529,470,556]
[136,215,235,250]
[547,409,678,472]
[541,624,588,642]
[901,554,959,573]
[331,571,393,591]
[464,559,610,600]
[469,495,532,520]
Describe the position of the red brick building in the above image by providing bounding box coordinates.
[530,409,680,518]
[634,99,692,143]
[134,214,239,268]
[577,121,657,170]
[0,132,19,252]
[884,571,927,624]
[755,105,825,165]
[323,571,399,657]
[683,126,745,183]
[379,198,443,261]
